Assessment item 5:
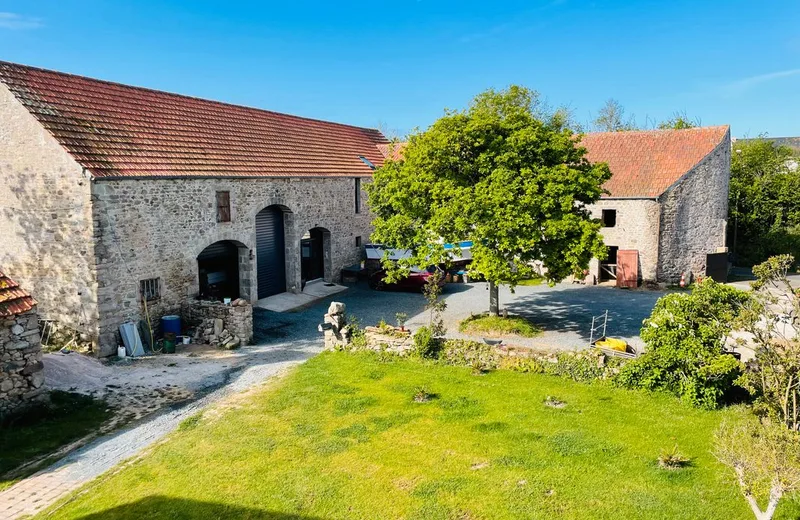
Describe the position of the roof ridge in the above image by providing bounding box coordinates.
[0,60,388,138]
[583,125,729,138]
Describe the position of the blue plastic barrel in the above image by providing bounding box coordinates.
[161,315,181,336]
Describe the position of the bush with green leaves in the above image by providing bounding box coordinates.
[615,279,752,409]
[412,326,440,359]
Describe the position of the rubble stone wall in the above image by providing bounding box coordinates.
[657,130,731,283]
[92,176,372,356]
[0,309,45,414]
[0,83,99,343]
[183,299,253,345]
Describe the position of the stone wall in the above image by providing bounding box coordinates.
[0,309,45,414]
[0,83,100,343]
[587,199,661,282]
[92,177,372,355]
[183,299,253,345]
[657,130,731,282]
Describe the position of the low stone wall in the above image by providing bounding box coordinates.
[183,299,253,345]
[363,327,414,355]
[0,309,46,414]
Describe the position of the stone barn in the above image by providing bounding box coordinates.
[581,126,731,285]
[0,61,391,356]
[0,270,45,414]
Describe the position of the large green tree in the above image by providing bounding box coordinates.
[729,138,800,266]
[366,86,612,314]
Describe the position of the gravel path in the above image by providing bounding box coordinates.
[0,280,663,519]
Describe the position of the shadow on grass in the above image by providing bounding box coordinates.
[0,391,112,488]
[74,496,326,519]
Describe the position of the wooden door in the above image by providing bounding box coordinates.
[616,250,639,288]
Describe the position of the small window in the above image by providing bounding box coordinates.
[602,209,617,228]
[355,236,362,247]
[140,278,161,301]
[216,191,231,222]
[354,178,361,214]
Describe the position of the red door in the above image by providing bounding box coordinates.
[616,250,639,288]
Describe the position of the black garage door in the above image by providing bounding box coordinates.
[256,206,286,298]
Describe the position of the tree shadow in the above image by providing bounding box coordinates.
[253,282,430,344]
[503,285,663,342]
[73,495,327,519]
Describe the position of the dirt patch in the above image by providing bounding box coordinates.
[43,346,246,429]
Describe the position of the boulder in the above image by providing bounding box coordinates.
[328,302,346,315]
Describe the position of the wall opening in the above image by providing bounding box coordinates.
[301,227,331,288]
[600,246,619,282]
[602,209,617,228]
[197,240,241,300]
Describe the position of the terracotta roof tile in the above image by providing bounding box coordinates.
[0,271,36,317]
[580,126,729,198]
[0,61,390,179]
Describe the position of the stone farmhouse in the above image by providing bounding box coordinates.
[581,126,731,286]
[0,61,390,356]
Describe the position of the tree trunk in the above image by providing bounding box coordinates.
[737,467,782,520]
[489,281,499,316]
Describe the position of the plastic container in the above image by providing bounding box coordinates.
[163,332,177,354]
[161,315,181,336]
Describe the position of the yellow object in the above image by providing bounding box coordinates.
[595,338,627,352]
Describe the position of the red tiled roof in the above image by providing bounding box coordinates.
[580,126,730,198]
[0,61,389,179]
[0,271,36,317]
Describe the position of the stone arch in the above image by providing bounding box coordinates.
[193,238,252,302]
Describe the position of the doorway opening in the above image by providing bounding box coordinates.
[301,227,330,288]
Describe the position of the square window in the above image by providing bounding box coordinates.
[355,236,362,247]
[216,191,231,222]
[602,209,617,228]
[140,278,161,301]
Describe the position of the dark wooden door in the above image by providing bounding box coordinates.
[616,250,639,288]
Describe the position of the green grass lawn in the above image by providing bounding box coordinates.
[517,277,544,286]
[40,352,800,519]
[459,314,542,338]
[1,391,113,491]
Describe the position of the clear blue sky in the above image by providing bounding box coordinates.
[2,1,799,138]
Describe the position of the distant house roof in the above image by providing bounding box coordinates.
[580,126,730,198]
[0,271,36,317]
[0,61,389,179]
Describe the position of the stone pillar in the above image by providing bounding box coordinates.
[0,309,46,414]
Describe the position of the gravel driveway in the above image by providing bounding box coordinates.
[255,280,665,351]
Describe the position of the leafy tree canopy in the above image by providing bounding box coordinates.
[729,138,800,266]
[658,111,699,130]
[366,86,612,312]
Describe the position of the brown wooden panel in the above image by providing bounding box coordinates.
[616,250,639,288]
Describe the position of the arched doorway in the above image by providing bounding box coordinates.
[256,205,287,298]
[197,241,241,300]
[301,227,331,287]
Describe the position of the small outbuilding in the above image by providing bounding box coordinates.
[581,126,731,286]
[0,270,45,414]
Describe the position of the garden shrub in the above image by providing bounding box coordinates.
[412,326,441,359]
[615,279,752,409]
[440,339,500,371]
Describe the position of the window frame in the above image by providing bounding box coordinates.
[140,278,161,302]
[354,178,361,214]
